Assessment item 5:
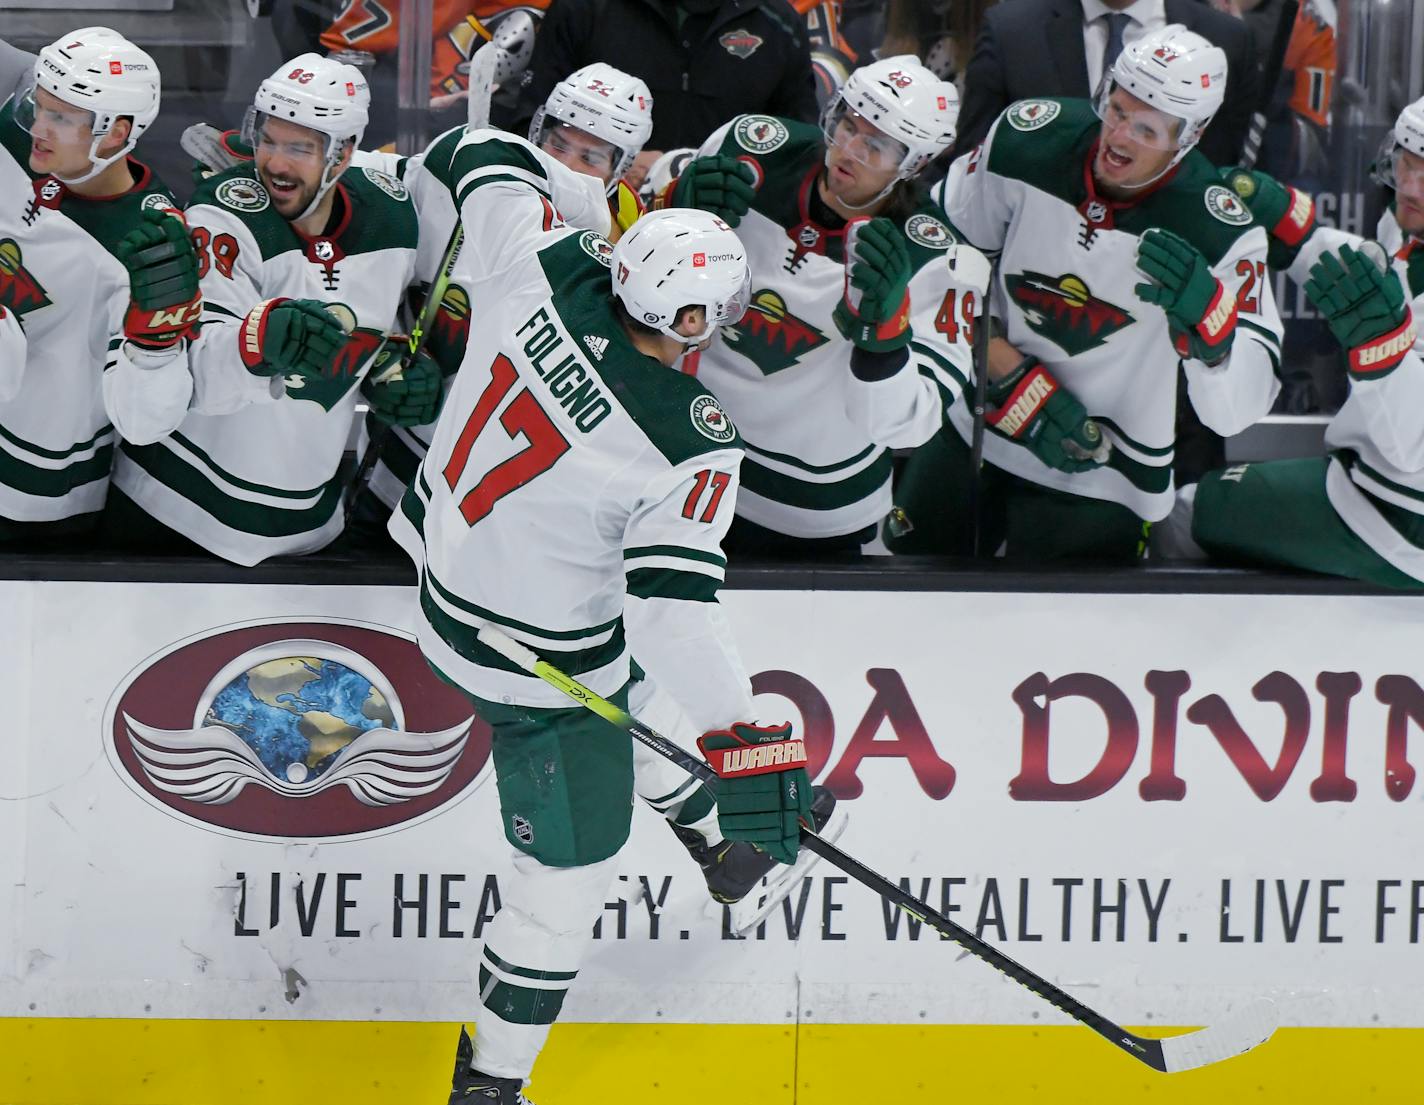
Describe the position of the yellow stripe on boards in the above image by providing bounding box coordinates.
[0,1020,1415,1104]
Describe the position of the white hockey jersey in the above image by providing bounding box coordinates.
[937,98,1285,521]
[389,131,755,730]
[110,163,418,565]
[1285,210,1424,580]
[687,115,978,540]
[0,98,183,524]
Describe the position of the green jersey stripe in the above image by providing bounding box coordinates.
[741,439,877,475]
[1094,416,1175,458]
[0,440,112,498]
[911,339,970,392]
[477,966,568,1026]
[169,431,330,502]
[623,544,727,568]
[740,449,893,511]
[1345,451,1424,510]
[626,566,720,602]
[0,420,113,463]
[425,568,622,642]
[122,441,342,537]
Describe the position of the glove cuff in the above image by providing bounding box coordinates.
[833,291,911,352]
[238,297,288,371]
[1190,280,1238,358]
[986,359,1056,438]
[1349,311,1417,379]
[1271,186,1316,248]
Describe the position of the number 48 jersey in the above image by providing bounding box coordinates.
[390,132,756,730]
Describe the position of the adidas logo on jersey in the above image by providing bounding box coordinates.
[582,334,608,361]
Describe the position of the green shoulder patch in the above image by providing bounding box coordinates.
[734,115,790,154]
[215,176,270,213]
[362,167,409,201]
[690,394,736,443]
[140,192,176,214]
[905,213,955,250]
[1204,184,1253,226]
[578,230,614,267]
[1006,99,1062,132]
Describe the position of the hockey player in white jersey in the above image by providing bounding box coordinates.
[893,25,1284,561]
[1159,96,1424,587]
[105,54,430,565]
[0,28,200,542]
[387,127,814,1102]
[663,56,982,554]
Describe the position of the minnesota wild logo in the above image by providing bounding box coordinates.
[0,238,52,317]
[284,312,385,410]
[721,289,828,375]
[1005,270,1134,356]
[429,283,470,376]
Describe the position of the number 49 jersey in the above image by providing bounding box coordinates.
[391,132,755,729]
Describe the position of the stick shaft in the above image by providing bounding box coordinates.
[1240,0,1300,170]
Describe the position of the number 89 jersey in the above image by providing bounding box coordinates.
[390,132,754,725]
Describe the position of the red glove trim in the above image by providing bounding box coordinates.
[1272,187,1315,247]
[986,363,1058,439]
[1195,280,1238,349]
[698,726,807,778]
[1350,312,1418,376]
[237,297,287,368]
[873,290,911,343]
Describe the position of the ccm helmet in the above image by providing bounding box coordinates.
[242,53,370,220]
[531,62,653,192]
[18,27,161,184]
[611,209,751,346]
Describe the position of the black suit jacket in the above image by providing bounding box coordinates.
[953,0,1259,167]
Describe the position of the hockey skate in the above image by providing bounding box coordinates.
[448,1027,535,1104]
[670,785,847,935]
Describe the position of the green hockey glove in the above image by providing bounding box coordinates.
[671,155,757,227]
[986,359,1111,473]
[1134,228,1237,365]
[698,721,812,866]
[181,123,253,184]
[832,216,913,352]
[1223,166,1316,271]
[1305,243,1417,379]
[237,297,346,378]
[117,207,203,349]
[362,345,444,427]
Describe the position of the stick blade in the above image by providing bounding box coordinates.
[1158,997,1279,1073]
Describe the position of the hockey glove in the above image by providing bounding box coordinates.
[671,155,757,227]
[1134,228,1237,365]
[832,217,913,353]
[1223,166,1316,271]
[362,345,444,427]
[117,208,203,350]
[181,123,253,184]
[1305,243,1417,380]
[698,722,812,866]
[986,358,1111,473]
[237,297,346,379]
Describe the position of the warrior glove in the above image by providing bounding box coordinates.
[833,216,913,353]
[1135,227,1237,366]
[698,721,812,866]
[1306,243,1417,380]
[986,358,1111,473]
[1223,166,1316,271]
[362,345,444,427]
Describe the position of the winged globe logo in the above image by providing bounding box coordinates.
[104,620,492,840]
[1004,270,1135,356]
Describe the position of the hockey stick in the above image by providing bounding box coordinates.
[951,245,995,558]
[475,623,1279,1073]
[342,41,499,523]
[1239,0,1300,170]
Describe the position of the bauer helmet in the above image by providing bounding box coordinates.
[820,55,957,183]
[17,27,161,184]
[611,209,751,346]
[243,53,370,221]
[1097,24,1227,173]
[1372,96,1424,191]
[531,62,653,192]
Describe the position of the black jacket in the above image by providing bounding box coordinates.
[514,0,818,150]
[953,0,1259,168]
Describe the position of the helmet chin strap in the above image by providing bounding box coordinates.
[53,128,132,186]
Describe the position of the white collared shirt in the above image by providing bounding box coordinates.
[1081,0,1167,94]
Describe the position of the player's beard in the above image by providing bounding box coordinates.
[261,165,321,219]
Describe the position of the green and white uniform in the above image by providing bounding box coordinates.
[688,114,978,541]
[1192,209,1424,586]
[0,98,183,527]
[389,129,754,730]
[936,98,1284,521]
[111,163,418,565]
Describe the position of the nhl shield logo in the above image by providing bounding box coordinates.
[734,114,789,154]
[1204,185,1253,226]
[512,814,535,844]
[103,619,492,842]
[1007,99,1061,132]
[1084,200,1108,224]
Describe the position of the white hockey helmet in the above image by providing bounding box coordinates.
[1373,96,1424,191]
[611,209,751,347]
[243,53,370,220]
[530,62,653,191]
[17,27,161,184]
[1097,24,1226,170]
[820,55,958,181]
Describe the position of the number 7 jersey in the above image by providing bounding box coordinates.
[390,132,756,729]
